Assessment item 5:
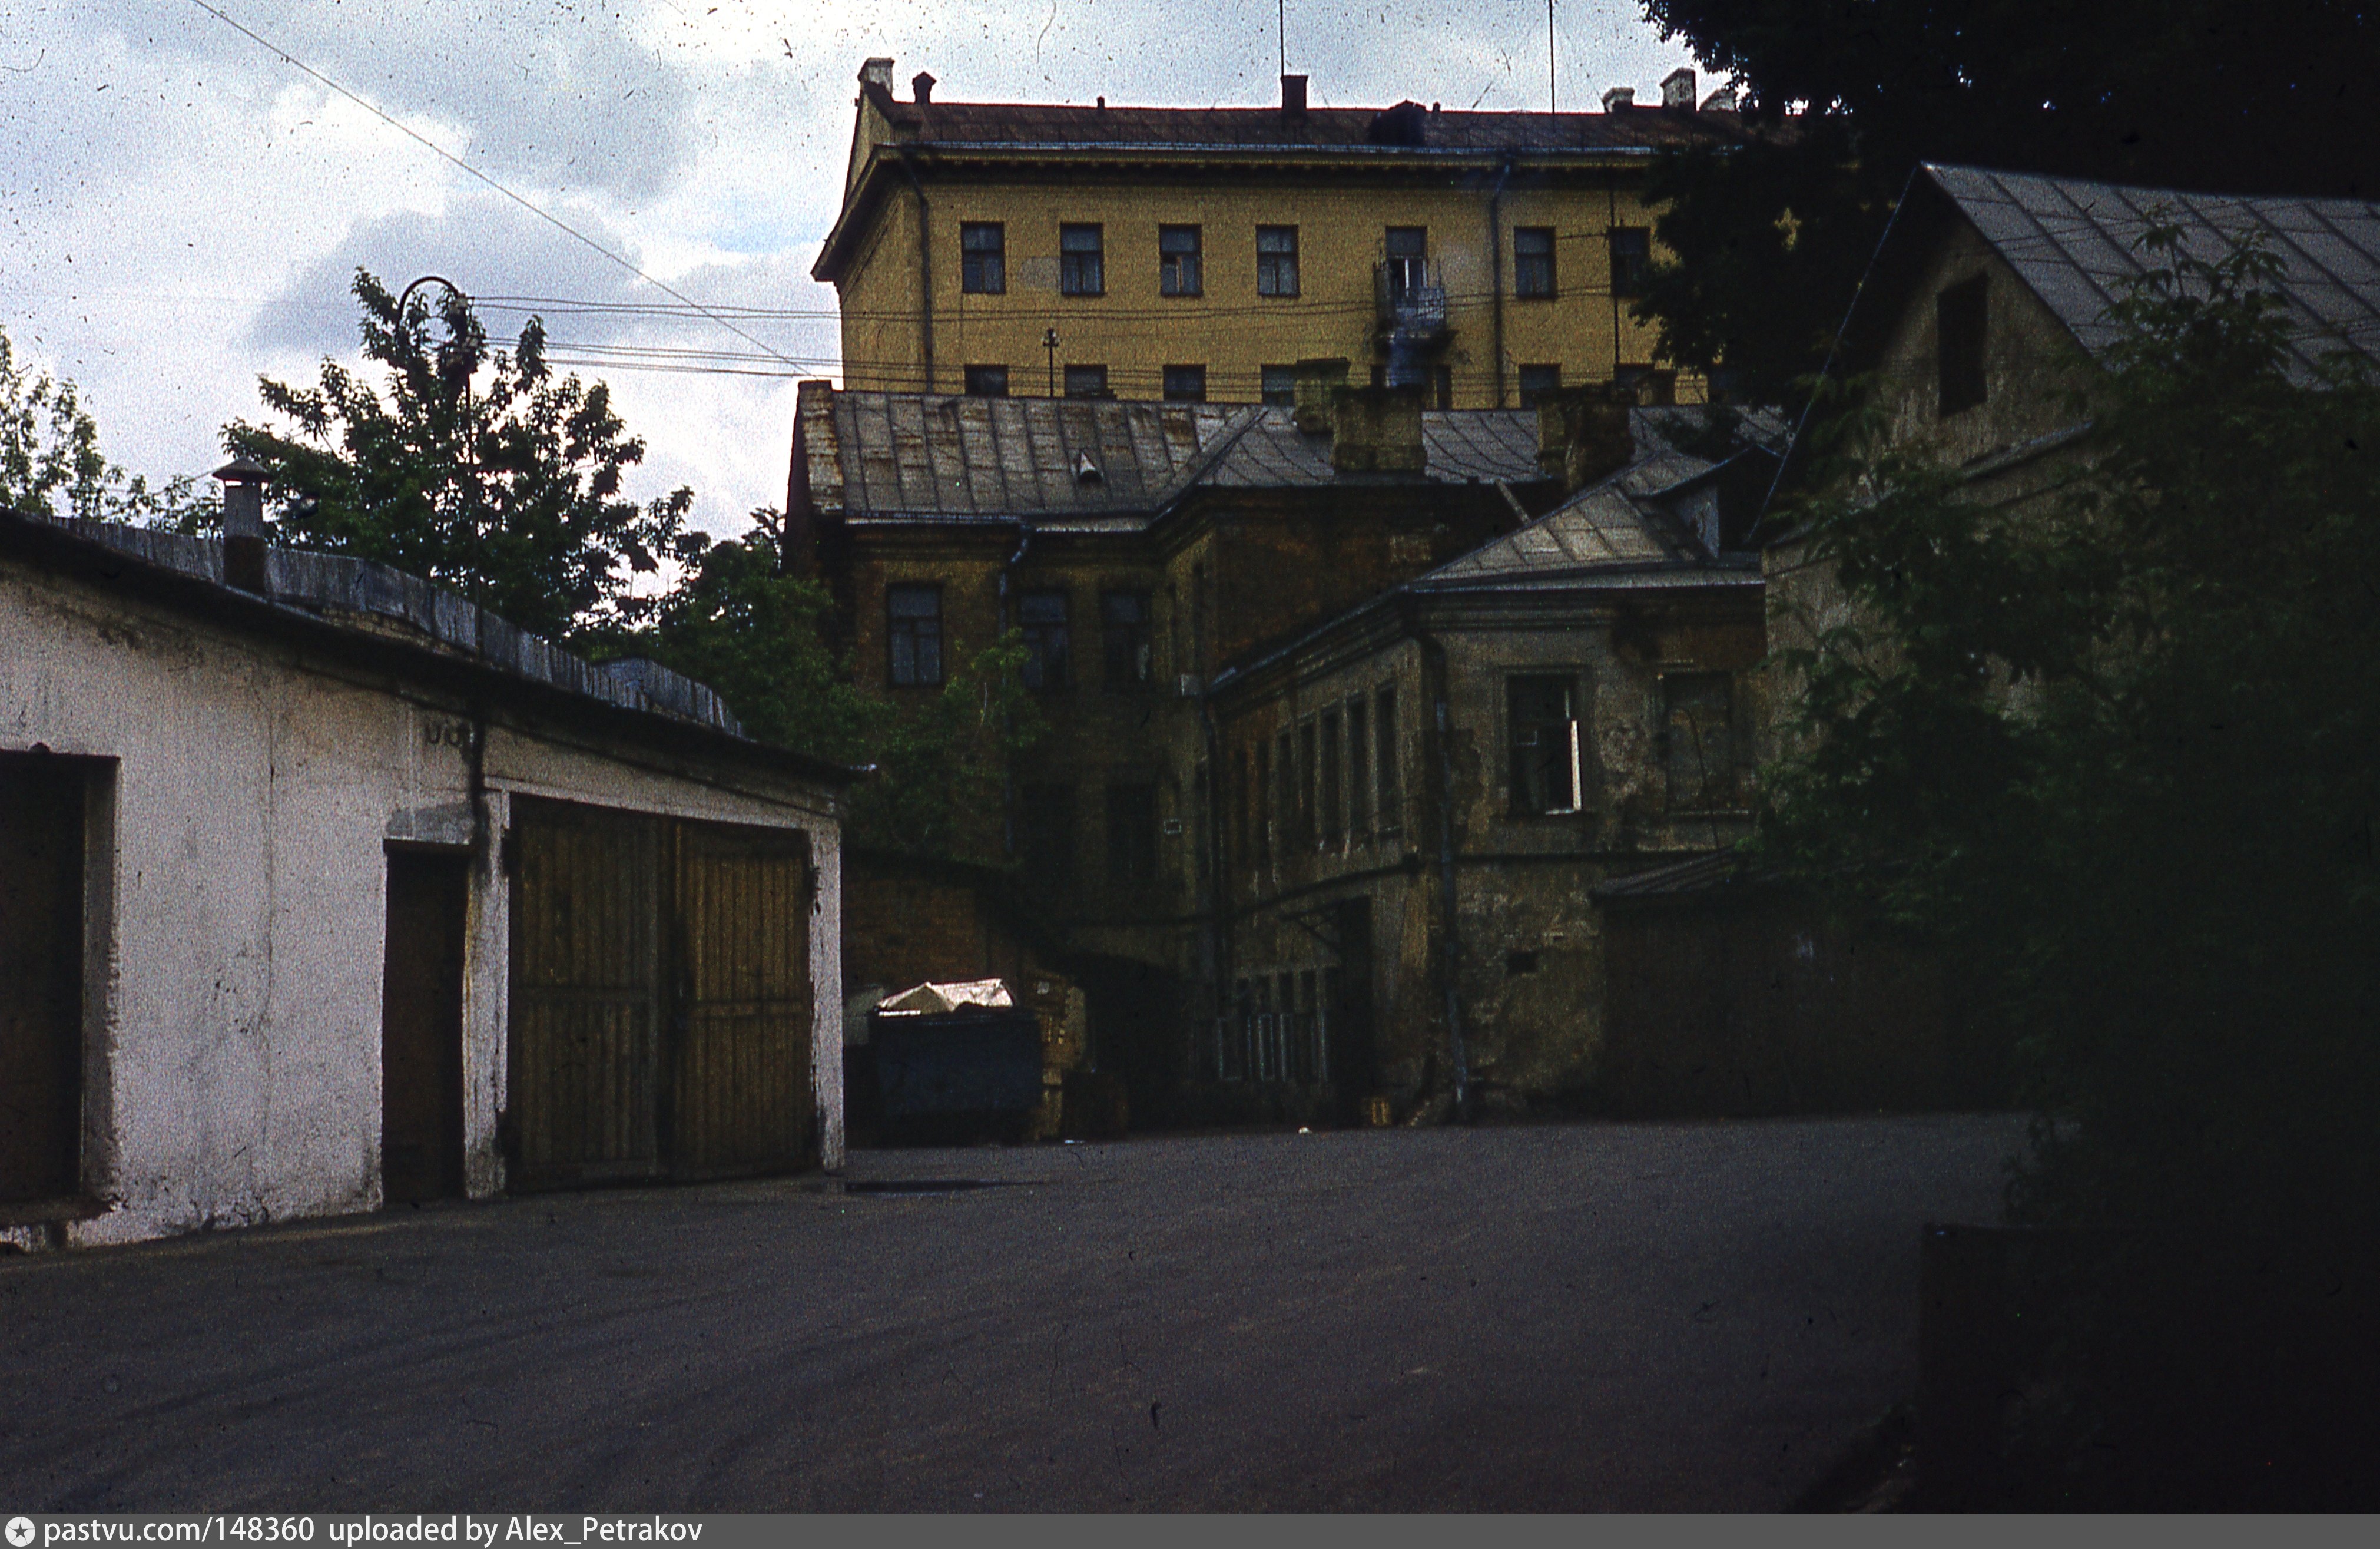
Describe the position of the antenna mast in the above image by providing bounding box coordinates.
[1547,1,1557,114]
[1278,0,1287,79]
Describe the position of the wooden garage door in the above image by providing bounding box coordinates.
[507,797,812,1189]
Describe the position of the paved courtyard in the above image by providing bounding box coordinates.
[0,1116,2023,1511]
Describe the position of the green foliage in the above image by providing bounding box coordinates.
[1761,230,2380,1236]
[228,270,691,643]
[1636,1,2380,405]
[0,325,208,524]
[611,518,1045,866]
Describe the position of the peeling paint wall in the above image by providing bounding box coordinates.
[1,556,842,1249]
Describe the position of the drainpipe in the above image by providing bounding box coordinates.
[1487,157,1514,409]
[896,150,936,392]
[1416,621,1471,1122]
[997,521,1034,860]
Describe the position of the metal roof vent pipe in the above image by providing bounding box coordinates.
[214,455,271,593]
[1291,356,1349,434]
[1602,85,1636,112]
[1281,74,1308,118]
[912,71,936,104]
[1536,383,1639,494]
[1662,68,1697,110]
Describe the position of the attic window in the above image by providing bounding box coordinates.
[1075,452,1102,484]
[1937,274,1988,416]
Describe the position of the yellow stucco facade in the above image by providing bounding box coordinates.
[817,69,1738,407]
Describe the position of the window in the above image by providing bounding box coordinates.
[1018,588,1071,693]
[1276,730,1297,852]
[1384,226,1428,304]
[1106,783,1158,888]
[1517,365,1562,408]
[1663,673,1739,810]
[886,584,943,687]
[1261,365,1298,407]
[1509,675,1583,815]
[1937,274,1988,416]
[1100,590,1152,691]
[1347,695,1371,838]
[1257,225,1300,296]
[1375,685,1401,835]
[1609,226,1652,297]
[1162,364,1208,403]
[1064,363,1109,399]
[960,222,1006,294]
[963,365,1009,397]
[1514,226,1556,298]
[1018,783,1074,888]
[1297,720,1318,852]
[1254,738,1272,868]
[1060,223,1105,296]
[1319,708,1344,849]
[1159,224,1203,296]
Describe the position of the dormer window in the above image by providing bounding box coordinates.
[1937,274,1988,416]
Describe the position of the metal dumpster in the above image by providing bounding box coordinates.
[870,1006,1043,1140]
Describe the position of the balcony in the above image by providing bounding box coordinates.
[1374,259,1448,337]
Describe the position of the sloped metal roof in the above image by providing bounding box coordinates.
[1924,164,2380,378]
[866,97,1746,156]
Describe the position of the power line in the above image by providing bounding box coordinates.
[180,0,801,370]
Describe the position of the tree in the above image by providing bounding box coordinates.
[230,270,691,643]
[1,325,205,524]
[614,518,1045,865]
[1636,1,2380,405]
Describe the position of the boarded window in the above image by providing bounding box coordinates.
[1060,223,1105,296]
[1159,224,1202,296]
[1663,673,1739,810]
[1609,226,1652,297]
[1517,364,1562,408]
[1101,590,1152,691]
[960,222,1006,294]
[963,365,1009,397]
[0,754,85,1206]
[1018,783,1075,888]
[1937,274,1988,416]
[1375,685,1401,836]
[1509,674,1583,815]
[1257,225,1300,297]
[506,798,813,1189]
[1514,226,1556,298]
[1106,783,1159,889]
[1019,588,1072,693]
[887,584,943,687]
[1064,363,1108,399]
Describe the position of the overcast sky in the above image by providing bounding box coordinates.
[4,2,1702,536]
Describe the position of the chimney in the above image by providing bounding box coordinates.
[1332,385,1427,475]
[859,58,894,92]
[911,71,936,104]
[1536,383,1639,494]
[1281,74,1308,117]
[213,455,271,593]
[1701,82,1739,112]
[1601,85,1635,112]
[1290,357,1350,433]
[1661,68,1697,110]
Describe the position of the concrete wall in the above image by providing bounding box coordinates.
[1,554,843,1249]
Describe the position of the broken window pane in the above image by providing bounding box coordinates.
[1508,674,1582,815]
[886,584,943,687]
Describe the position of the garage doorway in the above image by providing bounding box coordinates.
[505,797,813,1190]
[381,849,470,1203]
[0,754,87,1207]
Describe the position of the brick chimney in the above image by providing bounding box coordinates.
[911,71,936,104]
[1661,68,1696,110]
[213,455,270,593]
[859,58,894,92]
[1602,85,1635,112]
[1291,356,1350,433]
[1332,386,1427,475]
[1281,74,1308,117]
[1536,384,1639,493]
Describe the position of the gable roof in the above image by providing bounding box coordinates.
[795,386,1553,527]
[1852,164,2380,381]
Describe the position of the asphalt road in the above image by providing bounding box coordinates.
[0,1116,2024,1511]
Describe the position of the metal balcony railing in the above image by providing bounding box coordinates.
[1374,259,1448,335]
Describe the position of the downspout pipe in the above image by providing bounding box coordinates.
[997,521,1034,861]
[1415,620,1471,1122]
[895,149,936,392]
[1487,157,1514,409]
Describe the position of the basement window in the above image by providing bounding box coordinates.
[1162,365,1208,403]
[1261,364,1298,407]
[963,365,1009,397]
[1517,365,1562,408]
[1064,363,1109,399]
[1937,274,1988,416]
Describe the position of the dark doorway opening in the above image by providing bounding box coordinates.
[0,754,86,1206]
[382,849,469,1203]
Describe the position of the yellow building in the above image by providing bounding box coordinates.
[813,60,1750,408]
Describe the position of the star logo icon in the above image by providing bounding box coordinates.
[6,1517,36,1547]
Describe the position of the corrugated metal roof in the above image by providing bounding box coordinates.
[1925,164,2380,378]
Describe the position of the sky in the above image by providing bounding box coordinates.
[2,1,1703,537]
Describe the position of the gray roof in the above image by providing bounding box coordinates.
[27,517,745,736]
[804,390,1553,524]
[1922,164,2380,378]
